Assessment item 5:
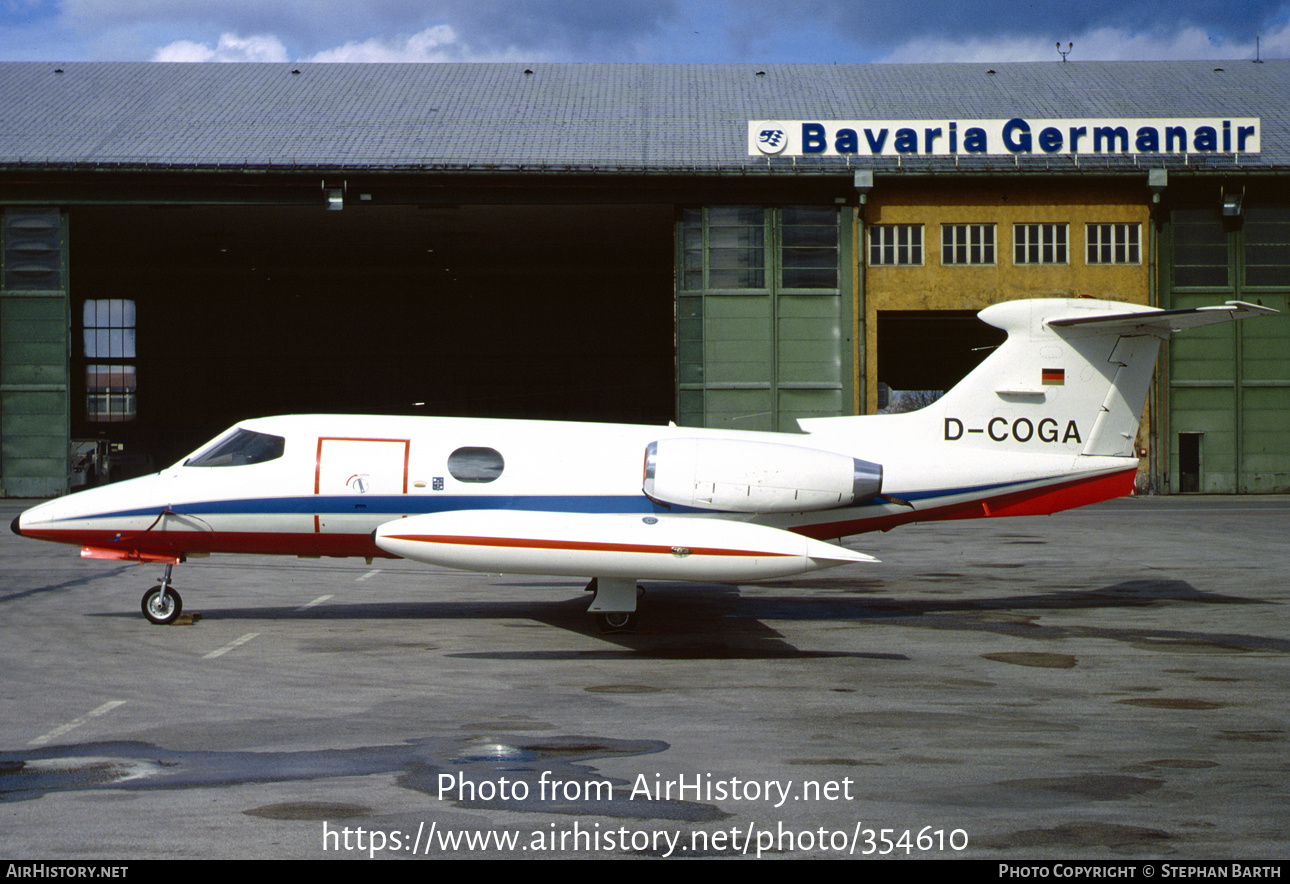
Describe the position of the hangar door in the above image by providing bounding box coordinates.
[875,311,1005,413]
[1164,202,1290,493]
[0,208,70,497]
[676,206,854,432]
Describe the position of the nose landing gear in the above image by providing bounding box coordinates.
[141,563,183,625]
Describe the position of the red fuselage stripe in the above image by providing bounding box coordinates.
[793,467,1138,539]
[21,528,395,559]
[383,534,791,558]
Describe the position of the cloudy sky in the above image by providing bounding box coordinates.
[1,0,1287,64]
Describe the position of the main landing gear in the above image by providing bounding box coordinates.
[141,563,183,625]
[586,577,640,633]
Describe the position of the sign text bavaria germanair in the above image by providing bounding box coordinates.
[749,119,1261,158]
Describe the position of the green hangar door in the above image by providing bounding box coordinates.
[1165,202,1290,493]
[0,209,70,497]
[676,206,854,432]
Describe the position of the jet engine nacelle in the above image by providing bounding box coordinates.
[643,438,882,513]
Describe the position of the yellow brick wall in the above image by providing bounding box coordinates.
[861,179,1152,413]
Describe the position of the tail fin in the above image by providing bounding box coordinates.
[803,298,1275,459]
[933,298,1165,458]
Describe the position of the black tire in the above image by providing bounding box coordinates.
[141,586,182,625]
[595,611,637,633]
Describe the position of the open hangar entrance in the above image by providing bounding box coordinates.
[68,198,677,476]
[875,311,1006,413]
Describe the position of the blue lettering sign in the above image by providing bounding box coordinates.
[1002,118,1031,153]
[1038,127,1063,153]
[1136,127,1159,152]
[1094,126,1129,152]
[802,123,827,153]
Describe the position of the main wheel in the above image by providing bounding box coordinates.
[141,586,183,625]
[595,611,637,633]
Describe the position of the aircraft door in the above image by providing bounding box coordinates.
[314,437,410,551]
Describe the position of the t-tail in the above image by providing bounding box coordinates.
[798,297,1277,526]
[932,297,1280,457]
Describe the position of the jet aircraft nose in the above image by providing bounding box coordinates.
[10,513,22,537]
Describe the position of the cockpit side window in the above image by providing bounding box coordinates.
[186,429,286,467]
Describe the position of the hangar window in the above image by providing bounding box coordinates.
[941,224,995,265]
[3,208,62,290]
[868,225,923,266]
[85,365,136,423]
[447,447,505,483]
[1086,224,1140,264]
[781,206,839,288]
[1172,209,1228,287]
[1245,205,1290,287]
[83,299,136,359]
[682,207,767,290]
[1014,224,1068,265]
[82,299,136,422]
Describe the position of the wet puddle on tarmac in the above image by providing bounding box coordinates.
[0,734,727,822]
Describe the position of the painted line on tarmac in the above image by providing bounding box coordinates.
[203,632,260,659]
[355,570,382,583]
[29,700,127,746]
[297,594,333,611]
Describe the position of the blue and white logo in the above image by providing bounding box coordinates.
[755,124,789,155]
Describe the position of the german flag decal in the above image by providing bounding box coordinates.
[1042,368,1065,386]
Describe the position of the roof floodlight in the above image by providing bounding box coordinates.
[1221,187,1244,217]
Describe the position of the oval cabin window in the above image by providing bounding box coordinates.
[447,447,504,483]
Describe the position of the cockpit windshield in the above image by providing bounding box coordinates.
[186,428,285,467]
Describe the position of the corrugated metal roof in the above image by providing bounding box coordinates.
[0,61,1285,174]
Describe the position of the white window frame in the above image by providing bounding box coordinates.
[1086,223,1141,265]
[86,364,137,423]
[868,224,924,266]
[83,299,137,423]
[1014,223,1069,265]
[941,224,996,266]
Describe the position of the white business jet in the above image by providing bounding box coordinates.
[12,298,1274,631]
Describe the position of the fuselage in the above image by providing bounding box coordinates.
[14,412,1139,567]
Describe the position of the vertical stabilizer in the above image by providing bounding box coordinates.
[926,299,1164,457]
[799,299,1275,463]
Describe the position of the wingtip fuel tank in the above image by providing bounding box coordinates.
[374,509,874,582]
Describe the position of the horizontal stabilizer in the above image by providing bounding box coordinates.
[1048,300,1277,334]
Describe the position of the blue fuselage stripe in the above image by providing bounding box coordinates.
[50,476,1063,524]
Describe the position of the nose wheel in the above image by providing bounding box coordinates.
[141,563,182,624]
[141,586,182,624]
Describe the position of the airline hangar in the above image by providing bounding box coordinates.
[0,60,1287,497]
